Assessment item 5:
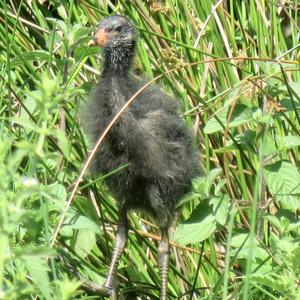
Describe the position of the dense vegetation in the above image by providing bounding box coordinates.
[1,0,300,299]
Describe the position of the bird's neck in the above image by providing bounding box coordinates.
[102,45,135,77]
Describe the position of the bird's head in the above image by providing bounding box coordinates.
[93,15,138,49]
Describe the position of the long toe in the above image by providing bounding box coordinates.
[98,285,111,295]
[98,285,119,300]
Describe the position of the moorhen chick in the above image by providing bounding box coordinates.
[84,15,198,300]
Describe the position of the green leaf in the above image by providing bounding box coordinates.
[47,18,68,36]
[264,160,300,210]
[176,191,201,207]
[250,273,287,293]
[191,176,207,193]
[10,51,50,67]
[229,104,259,127]
[74,229,96,258]
[23,256,51,300]
[203,107,227,134]
[210,194,229,226]
[264,215,285,234]
[257,61,281,75]
[204,104,259,134]
[74,46,100,61]
[68,24,91,47]
[214,130,257,153]
[205,168,223,195]
[261,134,300,156]
[64,215,101,234]
[277,134,300,151]
[43,182,67,210]
[265,209,300,235]
[215,178,227,196]
[270,234,298,254]
[53,128,70,160]
[175,201,216,245]
[280,97,300,112]
[10,116,36,132]
[281,81,300,95]
[230,233,269,261]
[261,132,277,155]
[56,276,82,300]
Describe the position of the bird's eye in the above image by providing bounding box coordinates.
[114,25,123,32]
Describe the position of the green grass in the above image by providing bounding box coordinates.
[1,0,300,299]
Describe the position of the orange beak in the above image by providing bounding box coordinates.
[93,28,108,47]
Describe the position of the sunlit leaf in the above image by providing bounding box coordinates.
[74,229,96,258]
[264,160,300,210]
[175,201,216,245]
[210,194,229,226]
[23,256,51,300]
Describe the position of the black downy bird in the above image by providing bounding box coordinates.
[84,15,198,299]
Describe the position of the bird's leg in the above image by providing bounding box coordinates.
[158,228,170,300]
[99,206,128,299]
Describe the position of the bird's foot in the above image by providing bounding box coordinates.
[99,284,118,299]
[81,280,117,298]
[98,285,113,295]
